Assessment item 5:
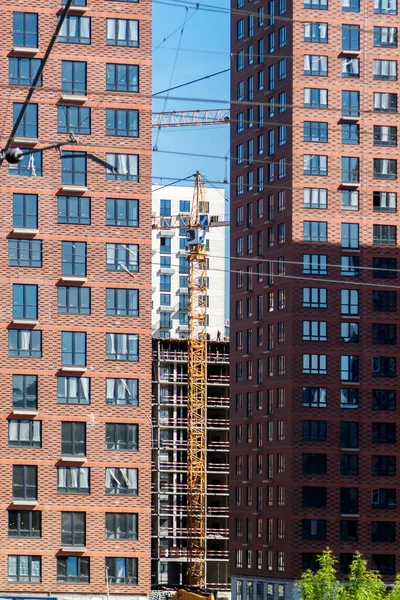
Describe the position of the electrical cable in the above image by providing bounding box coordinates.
[153,4,199,52]
[152,68,231,97]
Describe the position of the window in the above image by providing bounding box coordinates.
[302,486,327,507]
[105,468,138,495]
[341,190,359,210]
[303,287,327,308]
[372,422,396,443]
[341,57,359,78]
[57,377,90,405]
[373,323,396,345]
[303,155,327,176]
[303,453,327,474]
[341,289,359,315]
[106,288,139,317]
[278,59,287,80]
[61,512,86,546]
[372,488,396,508]
[106,19,139,47]
[58,106,91,136]
[106,243,138,272]
[340,520,358,541]
[61,422,86,456]
[9,57,42,86]
[372,521,396,543]
[8,555,41,583]
[374,27,398,47]
[105,557,138,585]
[372,257,397,279]
[342,0,360,9]
[340,487,358,514]
[106,63,139,92]
[374,125,397,147]
[341,356,359,381]
[57,467,89,494]
[8,510,40,538]
[303,221,327,241]
[302,519,326,540]
[373,191,397,213]
[61,331,86,366]
[13,12,38,47]
[342,24,359,49]
[105,513,138,540]
[302,387,327,407]
[58,196,90,224]
[303,320,327,341]
[342,90,359,116]
[9,420,41,448]
[341,256,360,276]
[62,61,86,95]
[374,0,397,13]
[13,103,38,138]
[106,378,138,406]
[13,375,37,410]
[303,255,327,275]
[373,389,396,410]
[341,322,359,343]
[13,193,37,229]
[106,153,138,181]
[341,388,359,408]
[9,150,42,177]
[373,60,397,80]
[342,123,359,145]
[58,287,90,315]
[13,284,37,320]
[341,157,359,183]
[13,465,37,499]
[304,55,328,76]
[341,454,359,475]
[61,151,87,186]
[305,0,328,7]
[373,356,396,377]
[9,330,41,358]
[303,354,327,375]
[279,26,287,46]
[106,109,139,137]
[106,333,138,362]
[373,224,396,245]
[341,223,359,248]
[61,242,86,277]
[59,16,91,44]
[303,188,327,208]
[304,88,328,108]
[106,424,138,451]
[373,290,396,311]
[302,420,327,441]
[237,18,244,39]
[340,422,359,448]
[304,23,328,43]
[57,556,89,583]
[304,121,328,142]
[372,455,396,476]
[374,92,397,113]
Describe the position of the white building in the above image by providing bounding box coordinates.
[152,184,228,340]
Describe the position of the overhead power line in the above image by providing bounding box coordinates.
[152,68,231,97]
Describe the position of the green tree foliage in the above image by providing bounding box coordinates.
[298,549,398,600]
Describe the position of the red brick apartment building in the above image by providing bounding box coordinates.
[230,0,400,597]
[0,0,152,597]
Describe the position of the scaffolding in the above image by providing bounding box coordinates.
[151,338,230,592]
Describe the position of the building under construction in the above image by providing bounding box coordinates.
[151,338,230,593]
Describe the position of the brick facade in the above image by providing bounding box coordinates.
[230,0,400,596]
[0,0,152,597]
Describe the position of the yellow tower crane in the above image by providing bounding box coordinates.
[152,172,227,594]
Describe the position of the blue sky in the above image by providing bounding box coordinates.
[152,1,230,189]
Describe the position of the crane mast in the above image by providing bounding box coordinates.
[186,172,208,588]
